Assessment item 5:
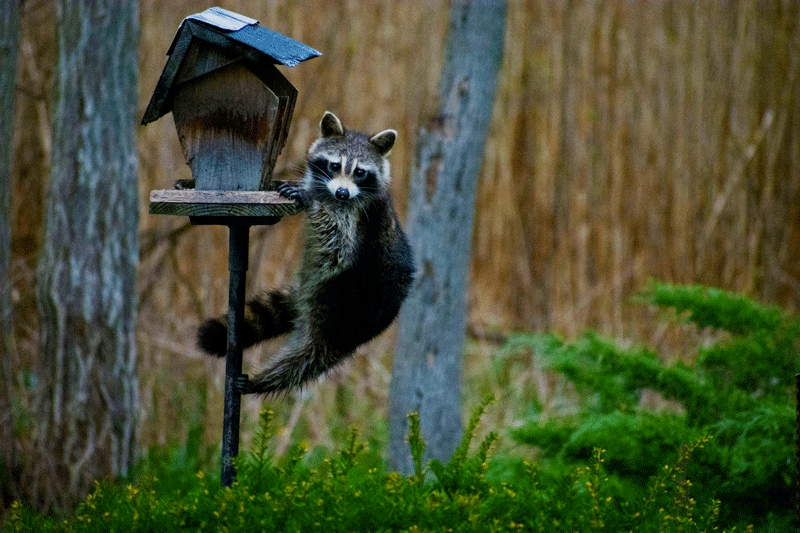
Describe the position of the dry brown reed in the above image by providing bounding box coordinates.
[7,0,800,470]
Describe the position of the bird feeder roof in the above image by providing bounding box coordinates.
[142,6,320,125]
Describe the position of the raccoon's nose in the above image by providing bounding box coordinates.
[335,187,350,200]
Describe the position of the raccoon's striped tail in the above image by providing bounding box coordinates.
[243,334,354,395]
[197,288,297,357]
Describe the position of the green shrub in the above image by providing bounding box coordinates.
[507,282,797,531]
[1,397,746,532]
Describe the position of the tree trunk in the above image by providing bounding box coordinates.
[32,0,140,511]
[388,0,507,473]
[0,0,20,507]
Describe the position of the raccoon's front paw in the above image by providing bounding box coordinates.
[174,178,196,190]
[277,182,307,208]
[232,374,253,395]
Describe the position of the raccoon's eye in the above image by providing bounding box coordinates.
[329,161,341,173]
[353,168,366,179]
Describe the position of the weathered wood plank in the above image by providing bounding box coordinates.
[172,60,280,191]
[148,189,301,218]
[149,188,296,204]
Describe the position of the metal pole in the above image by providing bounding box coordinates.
[221,224,249,487]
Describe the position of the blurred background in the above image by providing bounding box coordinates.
[8,0,800,461]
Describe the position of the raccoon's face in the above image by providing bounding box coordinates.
[305,112,396,204]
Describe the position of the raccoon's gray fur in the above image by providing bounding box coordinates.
[197,111,415,395]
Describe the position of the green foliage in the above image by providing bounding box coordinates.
[509,282,797,530]
[641,282,784,336]
[134,419,219,497]
[6,281,785,530]
[641,281,800,395]
[1,399,746,533]
[407,411,426,486]
[501,330,712,417]
[428,395,498,497]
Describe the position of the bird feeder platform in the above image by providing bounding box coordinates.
[148,189,301,225]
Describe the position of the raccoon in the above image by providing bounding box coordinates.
[197,111,415,395]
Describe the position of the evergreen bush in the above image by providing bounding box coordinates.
[507,282,797,530]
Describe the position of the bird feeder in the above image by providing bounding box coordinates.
[141,6,320,487]
[143,6,320,222]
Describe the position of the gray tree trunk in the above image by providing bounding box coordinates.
[388,0,507,473]
[0,0,20,506]
[32,0,140,511]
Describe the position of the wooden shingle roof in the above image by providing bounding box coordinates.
[142,7,320,125]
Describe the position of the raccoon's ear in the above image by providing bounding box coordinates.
[320,111,345,138]
[369,129,397,156]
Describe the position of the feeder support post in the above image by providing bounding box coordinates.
[221,225,249,487]
[140,7,320,489]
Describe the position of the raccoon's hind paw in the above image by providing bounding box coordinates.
[232,374,253,395]
[197,318,227,357]
[276,182,307,208]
